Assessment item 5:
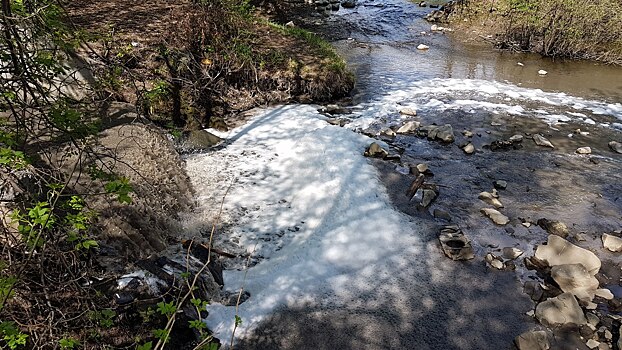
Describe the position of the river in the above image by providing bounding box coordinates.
[191,0,622,348]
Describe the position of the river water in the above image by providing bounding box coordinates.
[196,1,622,348]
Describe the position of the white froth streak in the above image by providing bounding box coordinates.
[185,105,422,344]
[345,78,622,128]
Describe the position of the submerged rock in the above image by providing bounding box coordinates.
[509,134,524,142]
[364,142,388,158]
[341,0,356,8]
[533,134,555,148]
[396,121,420,134]
[609,141,622,154]
[380,127,396,137]
[538,70,548,75]
[534,235,601,275]
[493,180,507,190]
[481,208,509,225]
[551,264,599,301]
[602,233,622,252]
[421,187,438,207]
[417,44,429,50]
[537,219,569,238]
[438,226,475,260]
[421,124,454,143]
[502,247,524,260]
[479,192,504,208]
[485,253,504,270]
[514,330,550,350]
[536,292,587,327]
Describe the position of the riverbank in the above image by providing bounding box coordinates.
[448,0,622,65]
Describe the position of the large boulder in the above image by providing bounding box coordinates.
[535,292,587,327]
[534,235,601,275]
[551,264,599,301]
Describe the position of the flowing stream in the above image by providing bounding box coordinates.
[191,0,622,348]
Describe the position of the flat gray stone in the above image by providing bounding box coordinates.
[602,233,622,252]
[479,192,504,208]
[481,208,509,225]
[535,292,587,327]
[534,235,601,275]
[396,121,420,134]
[551,264,599,301]
[533,134,555,148]
[514,330,550,350]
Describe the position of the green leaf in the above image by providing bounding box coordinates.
[156,301,176,317]
[136,342,153,350]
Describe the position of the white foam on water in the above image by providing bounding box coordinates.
[185,105,423,344]
[350,78,622,128]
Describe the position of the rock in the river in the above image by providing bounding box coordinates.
[534,235,601,275]
[502,247,524,260]
[410,163,433,176]
[485,253,504,269]
[463,130,474,137]
[399,107,417,116]
[594,288,614,300]
[586,339,600,349]
[364,142,388,158]
[481,208,509,225]
[380,127,396,137]
[493,180,507,190]
[533,134,555,148]
[322,104,350,115]
[181,130,223,150]
[509,134,524,142]
[417,44,429,50]
[602,233,622,252]
[396,121,420,134]
[538,69,548,75]
[433,209,451,222]
[438,226,475,260]
[514,330,550,350]
[479,192,504,208]
[551,264,599,301]
[423,124,454,143]
[537,219,569,238]
[341,0,356,8]
[463,143,475,154]
[609,141,622,154]
[421,188,438,207]
[536,292,587,327]
[576,147,592,154]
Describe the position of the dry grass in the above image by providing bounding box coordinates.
[452,0,622,64]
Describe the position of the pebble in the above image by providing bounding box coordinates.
[463,130,474,137]
[609,141,622,154]
[493,180,507,190]
[517,62,524,67]
[481,208,509,225]
[463,143,475,154]
[586,339,600,349]
[576,147,592,154]
[417,44,430,50]
[538,69,548,75]
[399,107,417,116]
[533,134,555,148]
